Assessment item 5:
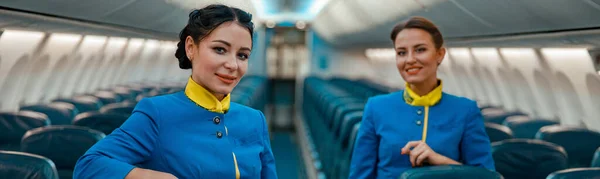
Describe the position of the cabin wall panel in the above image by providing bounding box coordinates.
[0,30,46,111]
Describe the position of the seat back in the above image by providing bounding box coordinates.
[0,112,50,150]
[0,150,59,179]
[483,110,526,124]
[336,111,363,143]
[347,123,361,157]
[484,122,513,143]
[503,117,559,139]
[399,165,503,179]
[54,96,103,112]
[536,125,600,168]
[331,104,363,130]
[93,91,122,105]
[20,125,105,170]
[99,102,136,116]
[592,147,600,167]
[491,139,568,179]
[72,111,129,135]
[339,123,361,179]
[547,168,600,179]
[19,102,78,125]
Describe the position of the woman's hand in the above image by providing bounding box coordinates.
[401,141,461,167]
[125,168,178,179]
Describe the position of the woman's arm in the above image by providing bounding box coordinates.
[459,101,496,170]
[73,98,175,179]
[258,110,278,179]
[349,99,378,178]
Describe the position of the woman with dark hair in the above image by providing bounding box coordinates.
[74,4,277,179]
[348,16,495,178]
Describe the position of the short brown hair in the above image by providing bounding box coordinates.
[390,16,444,49]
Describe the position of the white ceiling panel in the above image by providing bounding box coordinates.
[312,0,600,48]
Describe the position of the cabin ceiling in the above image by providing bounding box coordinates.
[1,0,600,46]
[313,0,600,48]
[0,0,256,39]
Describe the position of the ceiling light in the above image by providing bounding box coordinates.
[266,21,276,28]
[296,21,306,29]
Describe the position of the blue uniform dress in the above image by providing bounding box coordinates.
[349,80,495,179]
[73,77,277,179]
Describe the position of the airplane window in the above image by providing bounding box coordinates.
[481,68,502,106]
[75,55,98,94]
[497,68,519,111]
[470,66,489,104]
[22,55,50,104]
[512,69,537,116]
[586,74,600,113]
[0,55,30,111]
[42,55,70,101]
[454,65,475,99]
[534,70,560,120]
[555,72,585,127]
[61,54,83,97]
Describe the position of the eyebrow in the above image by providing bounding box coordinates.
[212,40,252,52]
[395,43,427,50]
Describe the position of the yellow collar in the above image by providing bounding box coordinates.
[403,80,443,106]
[184,77,230,113]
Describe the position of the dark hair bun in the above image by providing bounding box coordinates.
[174,4,254,70]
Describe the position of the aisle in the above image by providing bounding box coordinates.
[271,131,303,179]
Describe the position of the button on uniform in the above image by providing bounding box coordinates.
[216,131,223,138]
[417,110,423,115]
[416,120,422,126]
[213,116,221,124]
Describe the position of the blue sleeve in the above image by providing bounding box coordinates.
[349,98,378,178]
[73,98,160,178]
[258,110,278,179]
[459,101,496,170]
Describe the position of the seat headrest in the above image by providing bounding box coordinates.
[0,150,58,179]
[484,122,513,143]
[347,123,362,152]
[491,139,568,179]
[547,168,600,179]
[481,108,505,116]
[20,125,105,169]
[99,102,136,116]
[536,125,600,167]
[0,112,50,144]
[49,102,78,119]
[399,165,503,179]
[19,102,77,125]
[72,111,129,135]
[503,117,559,139]
[53,96,103,113]
[483,110,527,124]
[592,147,600,167]
[339,112,363,149]
[93,91,122,104]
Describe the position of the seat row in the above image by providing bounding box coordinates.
[0,76,270,179]
[481,108,600,170]
[301,76,600,179]
[302,77,367,179]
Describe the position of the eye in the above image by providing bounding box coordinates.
[397,51,406,56]
[213,47,226,54]
[416,48,426,52]
[237,53,249,60]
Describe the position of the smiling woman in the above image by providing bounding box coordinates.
[73,4,278,179]
[349,16,495,178]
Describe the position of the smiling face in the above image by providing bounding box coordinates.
[394,28,445,86]
[185,21,252,99]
